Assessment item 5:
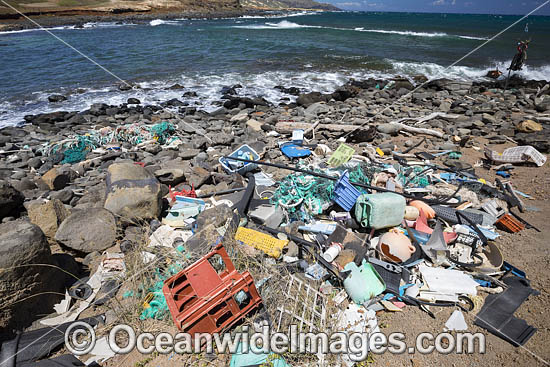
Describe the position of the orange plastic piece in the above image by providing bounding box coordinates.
[495,213,525,233]
[162,244,262,337]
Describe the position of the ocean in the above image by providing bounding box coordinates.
[1,11,549,127]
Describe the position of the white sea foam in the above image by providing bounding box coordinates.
[233,20,320,29]
[0,25,75,35]
[0,22,137,35]
[2,61,549,128]
[353,28,486,40]
[239,11,319,19]
[231,23,486,40]
[149,19,180,26]
[389,60,550,81]
[82,21,136,29]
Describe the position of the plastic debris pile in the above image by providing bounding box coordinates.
[23,135,546,366]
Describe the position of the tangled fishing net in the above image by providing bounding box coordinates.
[40,121,178,164]
[270,163,373,222]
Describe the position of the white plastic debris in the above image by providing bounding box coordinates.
[84,336,116,365]
[41,268,102,326]
[419,265,478,296]
[53,291,71,315]
[445,310,468,331]
[336,304,380,367]
[149,224,192,248]
[254,171,276,186]
[485,145,547,167]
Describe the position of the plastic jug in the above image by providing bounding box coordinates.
[354,193,406,229]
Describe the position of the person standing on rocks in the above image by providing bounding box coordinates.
[509,39,530,71]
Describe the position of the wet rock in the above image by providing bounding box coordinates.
[0,181,25,220]
[29,111,69,125]
[127,98,141,105]
[221,86,237,95]
[331,87,354,101]
[55,208,117,253]
[162,98,185,107]
[118,84,132,91]
[274,86,300,96]
[48,94,67,103]
[26,199,70,238]
[167,83,185,90]
[0,219,64,337]
[104,163,162,220]
[296,92,328,106]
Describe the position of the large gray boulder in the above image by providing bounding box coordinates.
[0,219,64,337]
[55,208,117,253]
[104,163,162,220]
[0,181,24,220]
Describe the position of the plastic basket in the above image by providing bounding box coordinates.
[235,227,288,258]
[331,170,361,212]
[219,144,260,175]
[495,213,525,233]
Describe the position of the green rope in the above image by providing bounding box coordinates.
[139,263,183,321]
[271,164,371,222]
[42,121,178,164]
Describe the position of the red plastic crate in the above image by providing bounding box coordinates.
[162,244,262,336]
[495,213,525,233]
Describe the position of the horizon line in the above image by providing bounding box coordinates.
[322,9,550,17]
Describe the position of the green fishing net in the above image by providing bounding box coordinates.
[270,163,372,222]
[41,121,178,164]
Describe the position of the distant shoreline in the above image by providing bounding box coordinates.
[0,8,324,32]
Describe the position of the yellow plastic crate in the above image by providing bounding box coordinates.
[235,227,288,258]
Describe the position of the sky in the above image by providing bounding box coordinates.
[325,0,550,15]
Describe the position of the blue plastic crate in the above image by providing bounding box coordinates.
[331,170,361,212]
[219,144,260,175]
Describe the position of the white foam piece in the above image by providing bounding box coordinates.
[445,310,468,331]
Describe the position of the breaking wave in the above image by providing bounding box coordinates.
[233,20,319,29]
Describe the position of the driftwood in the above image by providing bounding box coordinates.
[387,122,444,138]
[276,112,450,138]
[391,112,461,126]
[275,121,357,134]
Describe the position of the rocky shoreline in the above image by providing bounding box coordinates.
[1,74,549,346]
[0,8,308,32]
